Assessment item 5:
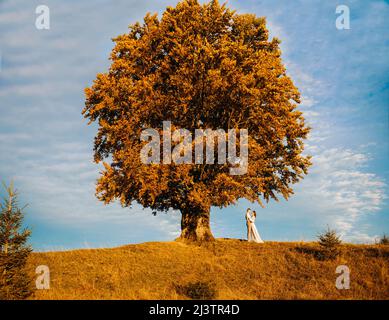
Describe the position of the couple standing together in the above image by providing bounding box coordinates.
[245,208,264,243]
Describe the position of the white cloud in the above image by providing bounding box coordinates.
[300,96,317,108]
[302,147,386,242]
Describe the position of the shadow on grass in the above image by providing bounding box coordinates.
[174,281,217,300]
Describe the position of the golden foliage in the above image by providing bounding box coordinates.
[83,0,311,216]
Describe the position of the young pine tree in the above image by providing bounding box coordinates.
[0,182,33,300]
[317,226,342,260]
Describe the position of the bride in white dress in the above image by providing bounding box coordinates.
[246,209,264,243]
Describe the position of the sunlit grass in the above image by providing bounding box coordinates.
[27,239,389,300]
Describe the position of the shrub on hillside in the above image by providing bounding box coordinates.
[378,234,389,245]
[317,227,342,260]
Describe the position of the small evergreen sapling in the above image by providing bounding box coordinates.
[0,182,33,300]
[317,227,342,260]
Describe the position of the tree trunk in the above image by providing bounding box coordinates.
[179,209,215,242]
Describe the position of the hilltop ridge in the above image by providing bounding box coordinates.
[28,239,389,300]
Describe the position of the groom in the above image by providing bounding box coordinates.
[245,208,254,241]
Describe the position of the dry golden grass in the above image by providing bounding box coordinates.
[27,239,389,300]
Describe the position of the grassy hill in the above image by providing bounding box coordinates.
[28,239,389,300]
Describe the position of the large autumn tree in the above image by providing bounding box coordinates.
[83,0,311,241]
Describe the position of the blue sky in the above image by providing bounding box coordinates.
[0,0,388,250]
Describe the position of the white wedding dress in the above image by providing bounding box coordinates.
[246,210,264,243]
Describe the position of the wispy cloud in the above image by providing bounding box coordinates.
[304,147,386,241]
